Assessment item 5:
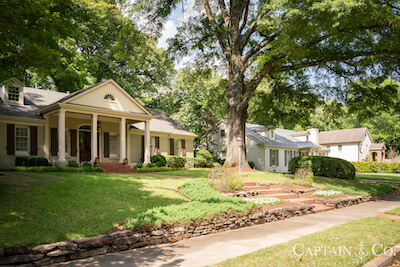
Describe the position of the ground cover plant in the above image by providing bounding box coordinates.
[0,172,190,247]
[124,178,255,230]
[214,217,400,267]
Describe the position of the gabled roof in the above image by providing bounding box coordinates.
[370,143,386,151]
[319,127,371,144]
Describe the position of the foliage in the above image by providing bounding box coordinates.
[28,158,50,167]
[68,160,79,168]
[1,166,104,172]
[146,163,156,168]
[150,155,167,167]
[134,163,143,170]
[82,162,92,168]
[289,156,355,180]
[208,167,244,193]
[196,149,213,162]
[294,168,314,187]
[243,197,284,205]
[165,156,186,168]
[135,167,186,173]
[248,161,255,169]
[15,157,29,167]
[312,190,343,198]
[352,162,400,174]
[124,178,254,230]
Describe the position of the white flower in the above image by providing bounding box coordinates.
[313,190,342,197]
[243,196,281,204]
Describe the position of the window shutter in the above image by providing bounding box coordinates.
[276,150,279,166]
[269,149,272,166]
[6,124,15,155]
[70,130,77,157]
[103,132,109,158]
[51,128,58,156]
[155,137,160,155]
[30,126,38,156]
[181,139,186,157]
[170,138,174,155]
[141,135,145,161]
[284,150,287,166]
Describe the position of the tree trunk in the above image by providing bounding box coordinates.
[224,52,250,168]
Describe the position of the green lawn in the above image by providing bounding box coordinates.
[385,207,400,216]
[150,168,210,177]
[0,172,190,247]
[356,173,400,182]
[215,217,400,267]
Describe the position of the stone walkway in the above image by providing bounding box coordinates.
[54,197,400,267]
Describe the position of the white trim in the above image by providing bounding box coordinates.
[15,125,30,154]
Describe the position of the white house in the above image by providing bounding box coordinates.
[0,78,196,168]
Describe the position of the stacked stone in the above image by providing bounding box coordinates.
[0,205,314,266]
[227,190,259,197]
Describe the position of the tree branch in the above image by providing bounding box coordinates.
[203,0,229,60]
[243,30,279,66]
[218,0,230,27]
[239,0,250,34]
[240,8,270,50]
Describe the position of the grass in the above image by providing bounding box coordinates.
[385,207,400,216]
[356,173,400,182]
[0,172,191,247]
[214,217,400,267]
[150,168,211,177]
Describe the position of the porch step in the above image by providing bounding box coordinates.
[243,182,257,186]
[313,204,334,213]
[287,197,316,204]
[243,185,270,191]
[97,163,137,174]
[257,189,284,195]
[267,193,300,199]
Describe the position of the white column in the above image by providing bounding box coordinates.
[127,126,131,164]
[144,120,151,164]
[44,115,50,159]
[91,114,98,163]
[57,110,66,165]
[119,117,126,163]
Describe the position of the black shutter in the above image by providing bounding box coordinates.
[7,124,15,155]
[51,128,58,156]
[141,135,145,162]
[70,130,77,157]
[30,126,38,155]
[155,136,160,155]
[181,139,186,157]
[104,132,109,158]
[170,138,174,155]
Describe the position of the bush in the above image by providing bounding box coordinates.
[165,156,186,168]
[36,158,50,166]
[289,156,355,180]
[208,167,244,192]
[136,167,186,173]
[294,168,314,186]
[68,160,79,168]
[82,162,92,168]
[196,150,213,162]
[15,157,29,167]
[28,158,37,167]
[146,163,156,168]
[352,162,400,173]
[134,163,143,170]
[3,166,104,172]
[248,161,255,169]
[150,155,167,167]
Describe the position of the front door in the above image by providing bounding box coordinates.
[79,131,91,162]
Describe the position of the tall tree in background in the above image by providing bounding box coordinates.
[131,0,400,166]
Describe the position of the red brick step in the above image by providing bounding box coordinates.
[313,204,334,213]
[268,193,299,199]
[243,181,257,186]
[257,189,285,195]
[287,198,316,204]
[243,185,270,191]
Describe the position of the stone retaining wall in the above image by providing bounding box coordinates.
[0,205,314,266]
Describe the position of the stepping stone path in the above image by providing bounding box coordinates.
[242,181,334,213]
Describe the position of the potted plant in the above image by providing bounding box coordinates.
[123,158,128,165]
[94,156,100,165]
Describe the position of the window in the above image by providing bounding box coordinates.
[338,145,342,153]
[360,144,363,153]
[327,145,330,149]
[271,131,274,138]
[104,94,115,101]
[8,87,20,101]
[15,126,28,153]
[271,149,278,166]
[65,130,70,155]
[109,135,118,155]
[154,136,160,155]
[220,130,225,137]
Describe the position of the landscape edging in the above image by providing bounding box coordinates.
[362,242,400,267]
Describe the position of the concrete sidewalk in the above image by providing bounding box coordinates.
[54,197,400,267]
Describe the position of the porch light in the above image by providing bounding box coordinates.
[237,137,243,175]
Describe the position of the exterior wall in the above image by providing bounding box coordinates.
[308,128,319,144]
[205,123,227,161]
[359,133,372,161]
[246,137,265,171]
[264,147,297,173]
[326,143,359,162]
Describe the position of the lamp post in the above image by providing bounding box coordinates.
[237,137,243,176]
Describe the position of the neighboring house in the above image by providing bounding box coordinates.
[319,128,385,162]
[0,78,196,168]
[205,121,386,172]
[204,120,329,173]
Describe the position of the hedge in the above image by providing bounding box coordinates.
[351,162,400,173]
[135,167,186,173]
[0,166,104,172]
[165,155,214,168]
[289,156,355,180]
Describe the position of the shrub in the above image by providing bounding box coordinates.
[134,163,143,170]
[294,168,314,186]
[146,163,156,168]
[248,161,255,169]
[68,160,79,168]
[165,156,186,168]
[136,167,186,173]
[15,157,29,167]
[150,155,167,167]
[208,167,244,192]
[82,162,92,168]
[28,158,37,167]
[36,158,50,166]
[4,166,104,172]
[289,156,355,180]
[352,162,400,173]
[212,162,221,167]
[196,150,213,162]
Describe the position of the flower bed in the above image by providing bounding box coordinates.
[312,190,343,198]
[243,196,284,205]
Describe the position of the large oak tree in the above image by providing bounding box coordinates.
[130,0,400,166]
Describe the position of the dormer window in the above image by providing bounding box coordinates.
[271,131,274,138]
[8,87,20,101]
[104,94,115,101]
